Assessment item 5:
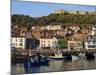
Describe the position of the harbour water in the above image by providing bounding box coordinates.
[11,57,96,74]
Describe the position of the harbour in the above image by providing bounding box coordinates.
[11,57,96,74]
[11,49,96,74]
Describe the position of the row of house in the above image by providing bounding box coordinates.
[11,37,39,50]
[11,35,96,51]
[84,36,96,50]
[11,24,96,38]
[40,25,62,30]
[11,24,96,51]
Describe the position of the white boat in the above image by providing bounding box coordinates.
[78,53,86,59]
[48,50,72,60]
[72,55,79,61]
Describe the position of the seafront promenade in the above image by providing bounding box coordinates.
[11,48,96,56]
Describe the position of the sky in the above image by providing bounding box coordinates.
[11,0,96,17]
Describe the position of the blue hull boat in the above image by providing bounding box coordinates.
[24,56,49,68]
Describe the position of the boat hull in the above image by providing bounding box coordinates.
[48,56,72,61]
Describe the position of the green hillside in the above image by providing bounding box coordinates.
[11,12,96,27]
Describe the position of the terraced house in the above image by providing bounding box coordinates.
[11,37,26,49]
[67,38,83,51]
[39,36,58,49]
[40,25,62,30]
[84,36,96,50]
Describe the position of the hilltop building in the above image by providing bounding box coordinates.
[54,9,96,15]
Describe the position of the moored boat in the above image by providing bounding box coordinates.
[48,50,72,61]
[25,55,49,67]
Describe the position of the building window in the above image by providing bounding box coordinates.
[48,44,50,46]
[92,45,95,48]
[15,39,17,42]
[88,45,91,48]
[41,44,43,47]
[11,43,13,46]
[88,45,95,48]
[93,41,95,44]
[77,43,81,46]
[16,43,17,46]
[19,43,23,46]
[11,39,12,42]
[20,39,23,42]
[41,41,45,43]
[69,43,76,47]
[53,41,57,44]
[88,42,91,44]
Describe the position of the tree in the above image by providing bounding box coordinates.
[12,12,96,27]
[58,39,67,49]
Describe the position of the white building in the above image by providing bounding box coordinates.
[84,36,96,50]
[39,37,58,49]
[41,25,62,30]
[91,27,96,36]
[54,9,65,14]
[69,26,80,33]
[67,40,82,51]
[11,37,26,49]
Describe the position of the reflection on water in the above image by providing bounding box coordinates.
[11,58,96,74]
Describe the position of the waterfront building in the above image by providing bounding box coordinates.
[39,36,58,49]
[84,36,96,50]
[67,39,83,51]
[11,37,26,49]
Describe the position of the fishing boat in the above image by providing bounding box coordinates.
[25,55,49,67]
[78,53,86,59]
[48,50,72,60]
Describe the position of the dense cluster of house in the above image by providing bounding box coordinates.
[11,24,96,51]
